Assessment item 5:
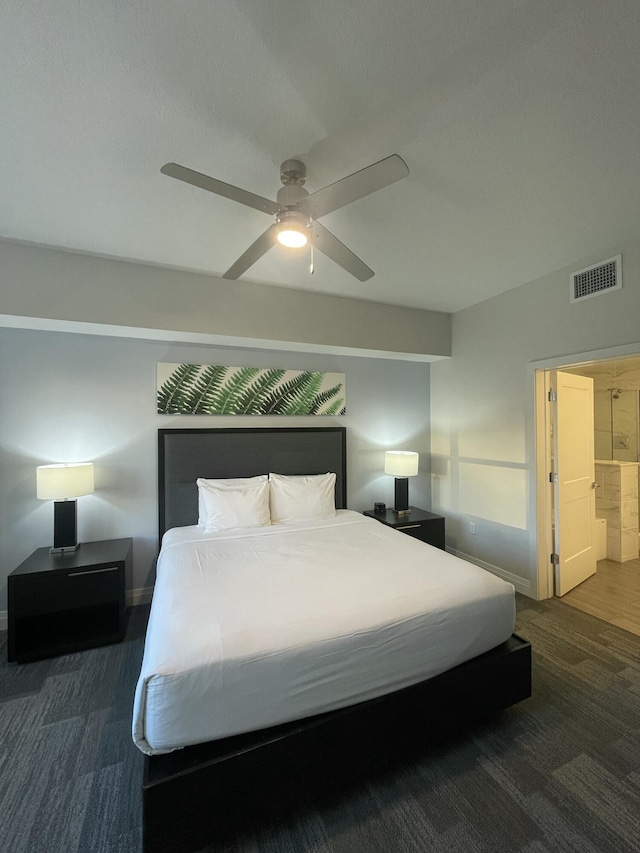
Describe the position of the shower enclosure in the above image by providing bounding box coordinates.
[595,389,640,462]
[594,388,640,560]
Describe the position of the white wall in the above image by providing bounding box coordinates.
[430,235,640,596]
[0,327,431,616]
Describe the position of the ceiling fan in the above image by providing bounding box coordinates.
[160,154,409,282]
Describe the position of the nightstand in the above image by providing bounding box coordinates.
[8,538,132,663]
[363,507,445,549]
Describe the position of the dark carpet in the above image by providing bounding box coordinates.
[1,596,639,853]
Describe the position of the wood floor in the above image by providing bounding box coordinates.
[560,556,640,637]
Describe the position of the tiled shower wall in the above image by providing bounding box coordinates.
[594,460,639,561]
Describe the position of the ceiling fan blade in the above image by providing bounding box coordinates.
[300,154,409,220]
[222,223,279,280]
[161,163,280,215]
[311,222,374,282]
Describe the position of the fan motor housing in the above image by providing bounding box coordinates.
[280,159,306,185]
[276,184,309,208]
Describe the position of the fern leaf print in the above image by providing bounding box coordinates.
[157,364,345,416]
[188,365,228,414]
[216,367,262,414]
[233,369,287,414]
[157,363,200,413]
[308,384,343,415]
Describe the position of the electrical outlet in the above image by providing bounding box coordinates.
[469,522,476,534]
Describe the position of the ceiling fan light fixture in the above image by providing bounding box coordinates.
[277,228,308,248]
[161,154,410,280]
[275,211,309,248]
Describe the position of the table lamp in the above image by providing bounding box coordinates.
[37,462,94,553]
[384,451,419,515]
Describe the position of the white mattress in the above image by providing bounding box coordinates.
[132,511,515,755]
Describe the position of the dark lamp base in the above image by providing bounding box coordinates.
[53,499,79,552]
[49,543,81,555]
[393,477,410,513]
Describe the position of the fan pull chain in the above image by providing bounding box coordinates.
[310,236,314,274]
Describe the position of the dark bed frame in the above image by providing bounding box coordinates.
[143,427,531,853]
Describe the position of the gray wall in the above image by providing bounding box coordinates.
[430,235,640,596]
[0,328,431,615]
[0,239,451,361]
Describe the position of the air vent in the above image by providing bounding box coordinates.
[570,255,622,303]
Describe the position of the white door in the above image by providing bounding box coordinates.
[552,370,597,596]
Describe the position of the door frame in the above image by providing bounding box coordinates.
[534,369,554,599]
[531,341,640,600]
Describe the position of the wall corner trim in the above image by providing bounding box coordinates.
[446,549,534,597]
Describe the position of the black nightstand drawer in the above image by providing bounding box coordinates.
[393,521,429,540]
[8,539,131,663]
[11,566,120,617]
[363,507,445,550]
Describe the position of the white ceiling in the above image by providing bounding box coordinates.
[2,0,640,313]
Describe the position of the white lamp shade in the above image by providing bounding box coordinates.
[37,463,94,500]
[384,451,419,477]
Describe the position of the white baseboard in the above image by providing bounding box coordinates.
[447,548,533,597]
[0,588,154,635]
[127,586,154,607]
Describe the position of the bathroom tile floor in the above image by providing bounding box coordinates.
[560,556,640,637]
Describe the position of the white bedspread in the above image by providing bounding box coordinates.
[132,511,515,755]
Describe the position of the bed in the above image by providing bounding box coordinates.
[139,427,531,853]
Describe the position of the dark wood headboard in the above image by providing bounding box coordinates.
[158,427,347,538]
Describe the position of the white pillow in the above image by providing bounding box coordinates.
[269,472,336,523]
[197,475,268,527]
[197,478,271,531]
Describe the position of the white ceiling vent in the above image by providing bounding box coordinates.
[570,254,622,303]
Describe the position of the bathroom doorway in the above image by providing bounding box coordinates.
[538,356,640,638]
